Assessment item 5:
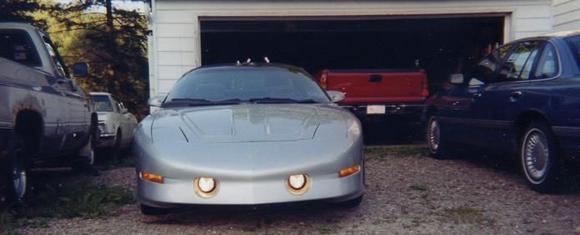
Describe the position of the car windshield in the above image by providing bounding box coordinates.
[164,66,330,107]
[91,95,114,112]
[566,35,580,70]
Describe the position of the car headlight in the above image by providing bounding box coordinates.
[287,174,310,196]
[194,177,218,198]
[197,177,216,193]
[98,123,106,134]
[288,174,307,190]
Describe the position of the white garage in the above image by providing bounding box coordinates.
[147,0,560,97]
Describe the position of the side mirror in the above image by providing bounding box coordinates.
[449,73,464,85]
[326,90,345,103]
[72,62,89,77]
[148,95,165,107]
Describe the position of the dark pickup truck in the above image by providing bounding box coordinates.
[317,69,429,120]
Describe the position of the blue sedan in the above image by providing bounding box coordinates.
[425,31,580,193]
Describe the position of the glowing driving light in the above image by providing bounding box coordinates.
[288,174,307,190]
[197,177,216,193]
[339,165,361,178]
[139,171,164,184]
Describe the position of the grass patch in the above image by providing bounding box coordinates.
[440,206,495,225]
[0,179,134,233]
[365,146,429,161]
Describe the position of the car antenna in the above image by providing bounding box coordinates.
[264,56,270,63]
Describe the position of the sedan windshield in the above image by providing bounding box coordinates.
[91,95,114,112]
[566,35,580,70]
[164,66,330,107]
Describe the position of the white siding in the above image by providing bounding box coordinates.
[149,0,553,96]
[552,0,580,31]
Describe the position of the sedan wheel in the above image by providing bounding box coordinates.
[520,122,561,193]
[427,116,447,158]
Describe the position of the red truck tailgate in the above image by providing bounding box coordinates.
[320,69,428,106]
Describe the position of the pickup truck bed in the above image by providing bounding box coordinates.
[318,69,429,119]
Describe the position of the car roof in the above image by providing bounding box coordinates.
[508,30,580,44]
[89,92,112,96]
[192,63,307,73]
[0,22,40,31]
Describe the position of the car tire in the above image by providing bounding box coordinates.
[1,133,29,202]
[520,121,563,193]
[426,116,448,159]
[337,195,363,208]
[140,204,168,215]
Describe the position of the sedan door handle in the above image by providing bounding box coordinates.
[511,91,522,97]
[510,91,522,102]
[473,93,482,99]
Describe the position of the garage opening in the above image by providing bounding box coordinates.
[200,16,504,91]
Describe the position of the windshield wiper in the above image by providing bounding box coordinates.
[162,98,242,107]
[248,97,318,104]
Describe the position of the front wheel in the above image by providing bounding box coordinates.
[426,116,448,159]
[2,133,29,202]
[520,121,562,193]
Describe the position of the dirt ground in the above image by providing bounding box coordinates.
[9,144,580,235]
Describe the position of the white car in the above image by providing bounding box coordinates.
[90,92,138,151]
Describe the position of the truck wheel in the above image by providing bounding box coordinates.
[2,133,29,202]
[426,116,448,159]
[520,121,562,193]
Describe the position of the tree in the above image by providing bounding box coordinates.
[0,0,150,118]
[0,0,49,28]
[45,0,150,118]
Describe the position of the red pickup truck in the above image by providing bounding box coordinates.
[318,69,429,120]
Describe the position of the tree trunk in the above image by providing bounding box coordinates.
[105,0,113,31]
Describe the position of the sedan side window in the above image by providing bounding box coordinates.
[498,41,540,81]
[534,43,559,79]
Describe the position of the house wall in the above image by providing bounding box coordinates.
[149,0,553,96]
[552,0,580,31]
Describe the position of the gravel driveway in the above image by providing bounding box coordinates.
[10,145,580,235]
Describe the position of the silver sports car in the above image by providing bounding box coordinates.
[134,64,364,215]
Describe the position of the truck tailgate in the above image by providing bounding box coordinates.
[321,70,428,105]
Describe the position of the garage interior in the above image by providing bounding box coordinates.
[200,15,504,91]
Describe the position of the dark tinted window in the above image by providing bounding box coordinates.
[0,29,41,67]
[535,43,559,79]
[91,95,114,112]
[498,41,541,81]
[566,36,580,70]
[166,67,330,103]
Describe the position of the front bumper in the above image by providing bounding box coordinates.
[138,170,363,208]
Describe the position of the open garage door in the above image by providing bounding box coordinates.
[200,16,504,90]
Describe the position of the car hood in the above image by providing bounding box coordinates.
[152,104,326,143]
